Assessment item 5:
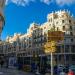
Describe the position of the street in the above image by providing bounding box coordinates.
[0,68,34,75]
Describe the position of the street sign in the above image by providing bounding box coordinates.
[44,42,51,48]
[44,31,64,75]
[48,31,64,41]
[44,41,56,53]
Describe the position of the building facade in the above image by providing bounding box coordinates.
[0,10,75,68]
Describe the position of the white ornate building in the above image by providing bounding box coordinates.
[0,10,75,67]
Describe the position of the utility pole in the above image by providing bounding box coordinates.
[44,41,56,75]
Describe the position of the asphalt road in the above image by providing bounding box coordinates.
[0,68,34,75]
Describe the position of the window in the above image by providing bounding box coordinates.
[56,22,58,24]
[63,32,65,35]
[65,45,69,53]
[57,27,59,31]
[71,45,75,52]
[62,20,65,23]
[44,37,46,41]
[59,55,62,61]
[70,26,72,30]
[71,38,73,42]
[74,22,75,24]
[24,44,26,48]
[61,45,64,53]
[49,24,51,26]
[62,15,64,17]
[41,38,42,42]
[44,27,46,29]
[13,42,17,46]
[34,30,36,33]
[71,55,75,61]
[48,18,52,22]
[70,32,73,36]
[49,19,50,22]
[69,20,71,23]
[66,55,69,61]
[63,26,65,30]
[54,15,58,19]
[56,46,61,53]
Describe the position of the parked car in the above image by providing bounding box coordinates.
[63,65,69,73]
[57,65,64,74]
[59,71,66,75]
[68,69,75,75]
[69,65,75,73]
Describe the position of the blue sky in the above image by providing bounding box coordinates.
[1,0,75,40]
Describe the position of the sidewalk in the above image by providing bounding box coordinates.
[0,67,34,75]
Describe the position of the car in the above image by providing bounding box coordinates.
[63,65,69,73]
[57,65,64,73]
[69,65,75,73]
[59,71,66,75]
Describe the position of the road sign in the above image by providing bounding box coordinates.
[44,41,56,53]
[44,42,51,48]
[44,31,64,75]
[48,31,64,41]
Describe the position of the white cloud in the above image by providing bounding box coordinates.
[5,0,75,7]
[5,0,35,6]
[56,0,75,6]
[40,0,52,5]
[40,0,75,6]
[5,0,9,5]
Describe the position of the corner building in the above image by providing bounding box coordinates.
[2,10,75,69]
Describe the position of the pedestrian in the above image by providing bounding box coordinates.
[0,60,4,68]
[35,66,40,75]
[68,69,74,75]
[6,59,8,68]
